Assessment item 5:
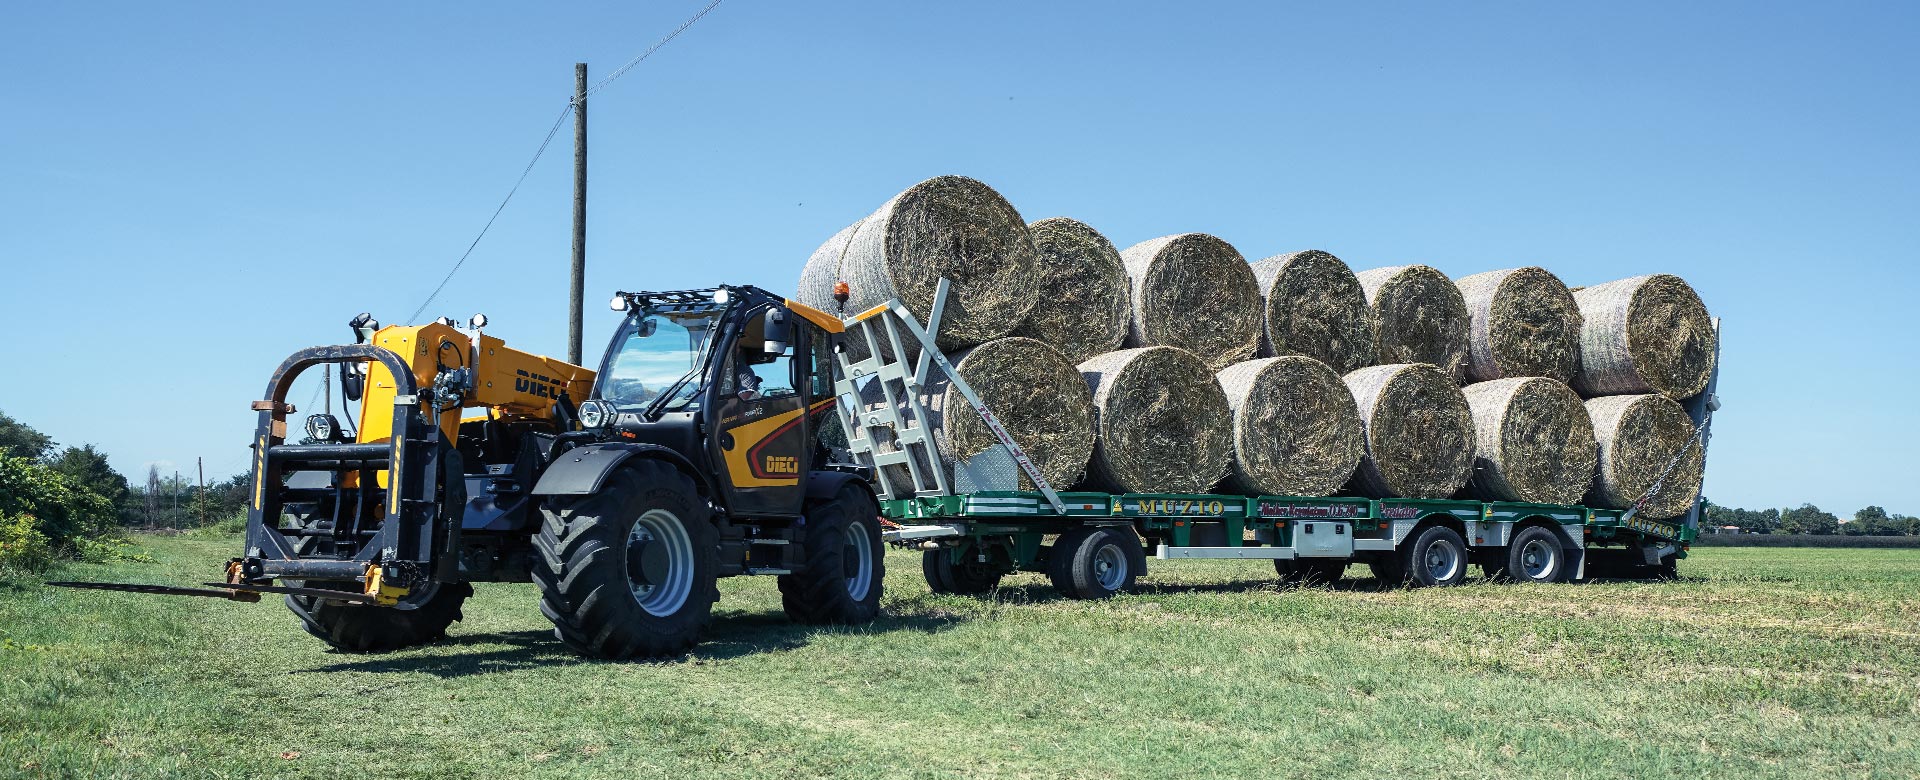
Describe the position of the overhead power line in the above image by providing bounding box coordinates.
[406,0,726,324]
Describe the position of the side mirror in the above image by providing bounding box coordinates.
[763,308,791,356]
[341,363,365,402]
[636,317,658,338]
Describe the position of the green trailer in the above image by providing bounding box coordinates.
[829,281,1718,599]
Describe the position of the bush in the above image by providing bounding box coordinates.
[0,511,55,576]
[0,456,121,573]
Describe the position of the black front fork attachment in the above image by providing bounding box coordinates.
[238,344,460,594]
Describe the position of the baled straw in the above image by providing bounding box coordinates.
[1456,267,1581,383]
[1573,274,1715,399]
[1118,234,1262,370]
[1584,394,1705,519]
[1461,377,1596,504]
[1078,346,1232,493]
[922,337,1096,490]
[796,175,1037,351]
[1007,217,1131,364]
[1215,356,1362,496]
[1355,265,1471,382]
[1342,363,1476,498]
[1250,250,1376,374]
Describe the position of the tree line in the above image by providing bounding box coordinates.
[1,410,249,574]
[1702,498,1919,536]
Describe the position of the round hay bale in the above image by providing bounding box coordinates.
[1215,356,1362,496]
[1078,346,1233,494]
[922,338,1096,490]
[1354,265,1471,382]
[1118,234,1262,370]
[1342,363,1476,498]
[1461,377,1596,504]
[1006,217,1131,364]
[1456,267,1581,384]
[1584,394,1704,519]
[795,176,1038,351]
[1249,250,1376,374]
[1573,275,1715,399]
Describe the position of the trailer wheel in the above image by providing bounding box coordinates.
[282,511,471,653]
[1368,558,1407,586]
[1498,526,1569,584]
[1402,525,1469,587]
[779,486,885,624]
[1275,559,1347,585]
[1050,526,1141,599]
[533,460,718,659]
[923,546,1005,594]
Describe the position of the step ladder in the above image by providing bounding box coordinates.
[828,279,1066,514]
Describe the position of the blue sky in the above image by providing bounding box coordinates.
[2,1,1914,514]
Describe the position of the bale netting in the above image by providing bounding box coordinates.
[1584,394,1705,519]
[1354,265,1471,382]
[1461,377,1596,505]
[1455,267,1582,384]
[1342,363,1476,499]
[1215,356,1362,497]
[1573,275,1716,399]
[1078,346,1233,494]
[1006,217,1131,364]
[1249,250,1376,374]
[795,175,1038,352]
[1118,234,1262,370]
[921,337,1096,490]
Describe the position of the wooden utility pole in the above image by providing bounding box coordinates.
[568,62,588,365]
[197,457,206,526]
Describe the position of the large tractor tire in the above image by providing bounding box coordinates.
[283,511,471,653]
[1048,526,1145,600]
[533,459,718,660]
[779,486,885,624]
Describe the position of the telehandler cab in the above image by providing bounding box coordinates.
[55,285,884,659]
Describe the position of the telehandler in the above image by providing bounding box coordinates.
[57,285,884,659]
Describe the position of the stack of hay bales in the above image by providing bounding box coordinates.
[1342,364,1476,499]
[1460,377,1596,505]
[1006,217,1131,364]
[1583,393,1705,518]
[1250,250,1375,374]
[1078,346,1233,494]
[796,175,1038,352]
[1119,234,1262,370]
[1215,356,1362,496]
[922,337,1096,490]
[1355,265,1471,382]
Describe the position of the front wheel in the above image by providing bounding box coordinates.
[282,510,471,653]
[1049,526,1144,600]
[533,460,718,660]
[1401,525,1469,587]
[923,545,1005,595]
[780,486,885,624]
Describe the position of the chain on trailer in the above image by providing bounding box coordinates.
[828,278,1067,515]
[1621,317,1722,530]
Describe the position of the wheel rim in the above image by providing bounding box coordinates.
[1423,538,1462,581]
[626,509,695,617]
[1519,538,1558,581]
[1092,543,1128,591]
[390,581,439,612]
[843,519,875,601]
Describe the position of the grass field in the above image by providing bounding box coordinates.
[3,533,1917,779]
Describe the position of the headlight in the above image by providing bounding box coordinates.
[305,414,339,442]
[578,400,613,429]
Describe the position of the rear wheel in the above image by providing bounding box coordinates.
[1368,557,1406,586]
[1049,526,1143,599]
[533,460,718,659]
[282,511,470,653]
[1401,525,1469,587]
[780,486,885,624]
[923,545,1005,595]
[1498,526,1570,584]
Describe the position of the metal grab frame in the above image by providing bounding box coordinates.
[831,279,1067,514]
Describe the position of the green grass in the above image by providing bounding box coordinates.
[3,535,1917,779]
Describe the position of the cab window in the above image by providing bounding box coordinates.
[721,307,796,401]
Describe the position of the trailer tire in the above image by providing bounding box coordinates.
[533,460,717,659]
[1498,526,1570,584]
[1050,526,1141,599]
[1368,558,1407,586]
[923,546,1004,595]
[282,511,471,654]
[1402,525,1469,587]
[780,486,885,624]
[1275,559,1347,586]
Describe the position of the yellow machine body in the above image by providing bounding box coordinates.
[351,323,595,486]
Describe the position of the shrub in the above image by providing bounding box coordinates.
[0,511,55,575]
[0,456,121,573]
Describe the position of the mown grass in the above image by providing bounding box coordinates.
[2,535,1916,779]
